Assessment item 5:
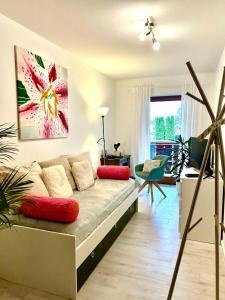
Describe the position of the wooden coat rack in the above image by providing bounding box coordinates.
[167,61,225,299]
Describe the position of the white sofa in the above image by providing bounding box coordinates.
[0,169,138,299]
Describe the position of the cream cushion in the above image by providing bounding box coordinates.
[22,161,42,174]
[72,159,94,191]
[63,152,97,179]
[39,157,76,190]
[18,161,48,196]
[143,159,161,173]
[0,167,49,197]
[42,165,73,197]
[0,161,42,175]
[21,171,49,196]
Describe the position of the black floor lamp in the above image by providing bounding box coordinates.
[97,106,109,165]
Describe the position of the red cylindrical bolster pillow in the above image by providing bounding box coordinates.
[21,195,79,223]
[97,166,131,180]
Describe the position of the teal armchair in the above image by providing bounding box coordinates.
[135,155,169,203]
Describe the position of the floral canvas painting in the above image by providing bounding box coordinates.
[15,46,68,140]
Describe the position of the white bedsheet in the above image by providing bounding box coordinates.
[14,178,135,246]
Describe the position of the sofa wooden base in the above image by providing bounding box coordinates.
[0,188,138,300]
[77,199,137,290]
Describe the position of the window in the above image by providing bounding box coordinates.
[150,95,182,171]
[150,95,181,141]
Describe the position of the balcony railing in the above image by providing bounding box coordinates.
[150,140,179,173]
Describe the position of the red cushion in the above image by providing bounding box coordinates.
[97,166,131,180]
[21,195,79,223]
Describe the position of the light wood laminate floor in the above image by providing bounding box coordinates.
[0,185,225,300]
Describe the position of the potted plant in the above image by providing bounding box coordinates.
[170,136,190,193]
[0,124,32,229]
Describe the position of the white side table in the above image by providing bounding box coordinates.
[179,167,223,244]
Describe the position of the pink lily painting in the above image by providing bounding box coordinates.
[15,46,68,140]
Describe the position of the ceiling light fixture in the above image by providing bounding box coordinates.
[139,18,160,51]
[138,32,147,41]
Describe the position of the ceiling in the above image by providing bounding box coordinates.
[0,0,225,79]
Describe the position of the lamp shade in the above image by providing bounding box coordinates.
[97,107,109,117]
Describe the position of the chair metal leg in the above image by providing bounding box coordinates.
[154,182,167,198]
[150,183,154,204]
[138,180,148,193]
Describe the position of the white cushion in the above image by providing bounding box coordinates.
[39,157,76,190]
[0,161,42,175]
[72,159,94,191]
[143,159,161,173]
[0,168,49,197]
[20,161,48,196]
[62,151,97,179]
[22,161,42,174]
[42,165,73,197]
[23,172,49,196]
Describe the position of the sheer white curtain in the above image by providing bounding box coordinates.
[128,85,151,173]
[181,81,210,140]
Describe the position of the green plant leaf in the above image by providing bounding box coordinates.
[0,124,17,162]
[0,168,33,228]
[35,54,45,69]
[17,80,30,106]
[0,143,18,163]
[0,124,16,138]
[170,136,190,175]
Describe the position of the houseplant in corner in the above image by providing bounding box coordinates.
[170,135,190,193]
[0,124,32,229]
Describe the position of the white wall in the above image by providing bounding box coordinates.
[0,13,115,167]
[213,46,225,137]
[213,46,225,252]
[114,73,214,155]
